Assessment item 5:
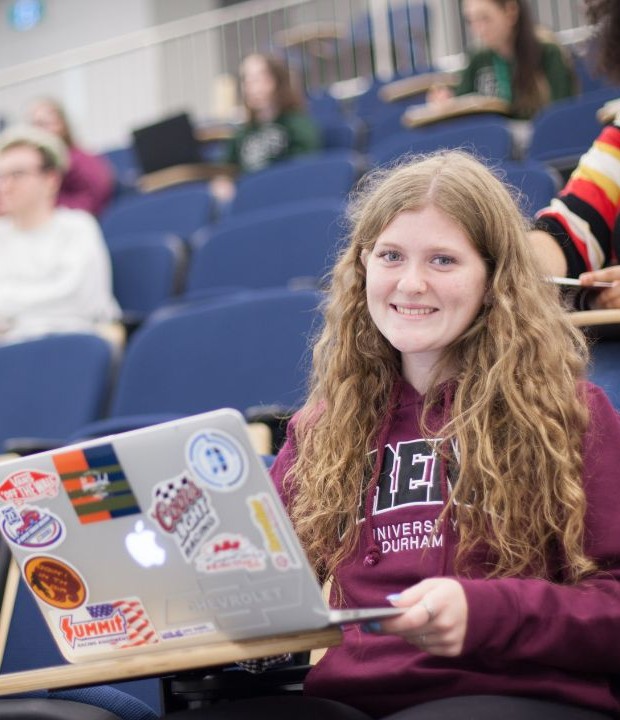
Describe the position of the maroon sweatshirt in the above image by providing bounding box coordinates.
[270,380,620,717]
[57,146,114,217]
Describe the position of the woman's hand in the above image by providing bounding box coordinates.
[210,175,237,204]
[365,578,468,657]
[580,267,620,309]
[425,84,455,106]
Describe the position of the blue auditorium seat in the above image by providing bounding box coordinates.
[231,151,360,215]
[368,117,513,166]
[107,232,186,323]
[99,185,213,241]
[527,86,620,176]
[0,334,114,453]
[499,160,560,217]
[71,288,321,440]
[185,199,344,297]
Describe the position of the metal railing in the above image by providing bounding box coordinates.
[0,0,589,151]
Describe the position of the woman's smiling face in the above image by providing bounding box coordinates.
[363,206,488,389]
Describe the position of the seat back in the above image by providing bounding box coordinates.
[100,146,140,198]
[108,288,320,419]
[318,116,365,152]
[500,161,560,217]
[0,334,113,450]
[108,233,186,316]
[365,100,419,149]
[99,185,213,240]
[306,90,343,121]
[231,151,359,215]
[185,200,345,295]
[369,118,513,167]
[527,87,620,175]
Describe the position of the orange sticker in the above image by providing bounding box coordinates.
[23,555,87,609]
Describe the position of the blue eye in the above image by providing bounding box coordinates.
[432,255,455,266]
[378,249,402,262]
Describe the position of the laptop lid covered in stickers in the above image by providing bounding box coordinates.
[0,409,400,664]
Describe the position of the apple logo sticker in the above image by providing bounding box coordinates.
[125,520,166,568]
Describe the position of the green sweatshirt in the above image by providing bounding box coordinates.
[226,111,321,173]
[455,41,576,119]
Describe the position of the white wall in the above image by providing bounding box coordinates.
[0,0,154,69]
[0,0,220,150]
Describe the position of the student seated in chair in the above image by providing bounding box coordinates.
[164,151,620,720]
[427,0,576,120]
[0,125,120,344]
[210,53,320,207]
[28,97,115,217]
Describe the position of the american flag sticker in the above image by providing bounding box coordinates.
[54,596,159,652]
[52,444,141,524]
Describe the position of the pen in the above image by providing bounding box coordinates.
[547,276,614,288]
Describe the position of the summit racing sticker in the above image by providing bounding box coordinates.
[54,597,159,651]
[23,555,87,609]
[0,504,65,550]
[0,470,59,505]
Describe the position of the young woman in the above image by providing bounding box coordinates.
[210,53,320,204]
[28,97,114,216]
[166,151,620,720]
[428,0,576,119]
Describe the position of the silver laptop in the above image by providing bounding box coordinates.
[0,409,400,663]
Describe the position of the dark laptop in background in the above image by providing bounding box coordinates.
[131,112,203,175]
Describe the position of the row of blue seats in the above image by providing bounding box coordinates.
[100,150,562,324]
[0,286,320,455]
[102,82,619,197]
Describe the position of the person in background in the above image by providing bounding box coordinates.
[0,125,120,343]
[164,152,620,720]
[28,97,114,216]
[529,0,620,309]
[210,53,321,204]
[427,0,576,119]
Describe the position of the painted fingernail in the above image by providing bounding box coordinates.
[386,593,402,603]
[360,621,382,634]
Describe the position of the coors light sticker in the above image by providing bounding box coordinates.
[149,473,219,562]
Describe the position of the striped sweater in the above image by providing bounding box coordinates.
[534,115,620,276]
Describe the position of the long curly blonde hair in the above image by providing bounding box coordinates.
[288,151,594,585]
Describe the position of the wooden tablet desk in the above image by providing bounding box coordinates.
[401,95,512,129]
[0,626,342,696]
[138,162,238,192]
[570,309,620,327]
[379,71,459,103]
[570,308,620,340]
